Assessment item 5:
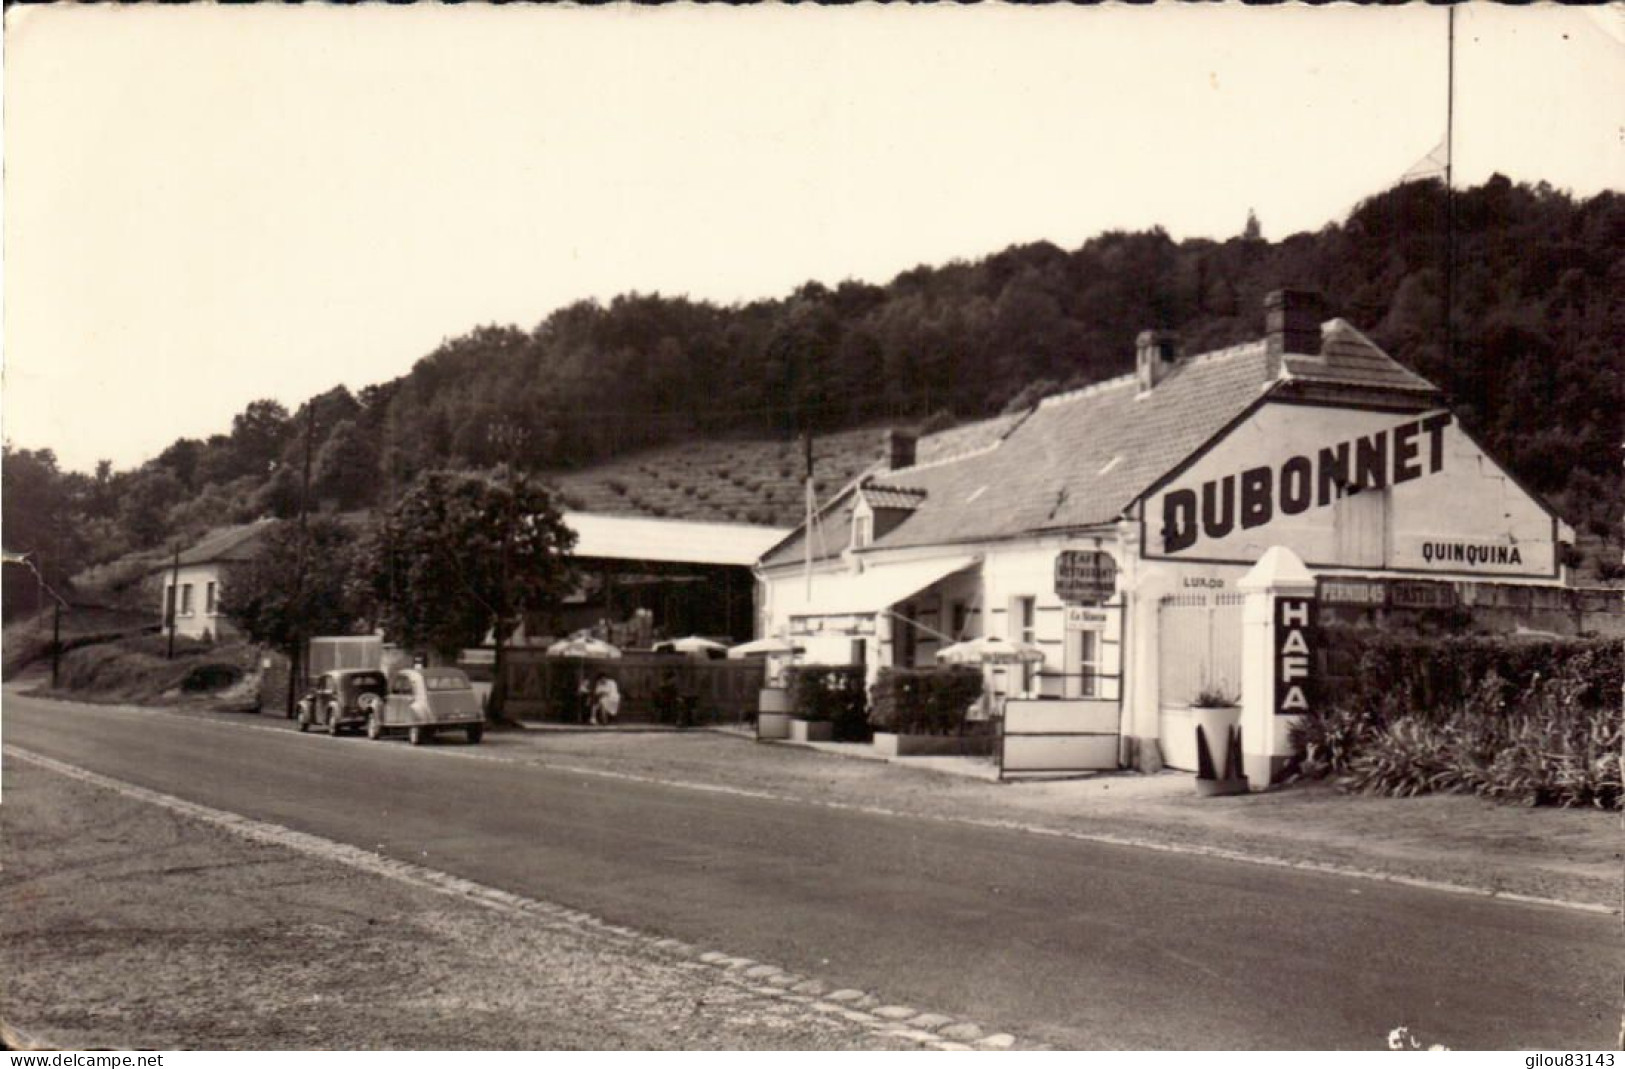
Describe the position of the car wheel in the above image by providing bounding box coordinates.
[366,714,381,740]
[466,725,483,745]
[408,725,427,746]
[296,710,310,733]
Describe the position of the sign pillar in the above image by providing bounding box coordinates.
[1237,546,1317,789]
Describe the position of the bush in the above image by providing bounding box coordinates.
[867,666,986,736]
[1325,633,1622,722]
[784,664,869,741]
[54,636,258,704]
[1294,637,1622,809]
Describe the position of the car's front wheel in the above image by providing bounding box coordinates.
[408,725,428,746]
[466,725,484,745]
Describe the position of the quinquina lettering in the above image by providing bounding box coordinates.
[1419,541,1523,566]
[1161,412,1451,553]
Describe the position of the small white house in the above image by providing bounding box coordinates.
[157,520,275,640]
[755,291,1575,772]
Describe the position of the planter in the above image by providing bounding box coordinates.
[872,732,996,759]
[788,718,834,743]
[1159,703,1243,772]
[1194,774,1250,797]
[756,711,793,741]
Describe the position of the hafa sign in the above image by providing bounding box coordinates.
[1273,597,1313,717]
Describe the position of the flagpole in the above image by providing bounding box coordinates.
[1444,4,1456,368]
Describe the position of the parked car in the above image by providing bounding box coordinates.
[296,669,388,737]
[369,667,485,745]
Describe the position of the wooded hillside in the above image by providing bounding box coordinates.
[7,174,1621,601]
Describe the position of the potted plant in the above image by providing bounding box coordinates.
[867,666,994,757]
[1187,683,1243,794]
[780,665,865,744]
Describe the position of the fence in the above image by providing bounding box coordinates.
[501,650,765,725]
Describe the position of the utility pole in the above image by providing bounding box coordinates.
[167,545,181,660]
[803,432,815,600]
[286,403,318,717]
[50,598,62,689]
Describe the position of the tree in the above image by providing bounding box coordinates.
[364,470,576,716]
[228,399,292,479]
[221,516,366,669]
[118,467,186,548]
[1243,208,1263,242]
[311,418,380,510]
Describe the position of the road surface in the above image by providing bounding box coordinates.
[4,690,1617,1049]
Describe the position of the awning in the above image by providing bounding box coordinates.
[778,555,980,618]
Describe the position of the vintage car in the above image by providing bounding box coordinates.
[369,667,485,745]
[296,669,388,736]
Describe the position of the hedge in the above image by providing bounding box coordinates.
[784,664,870,741]
[1294,634,1622,809]
[867,666,986,736]
[1321,632,1621,723]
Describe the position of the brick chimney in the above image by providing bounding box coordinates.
[883,428,917,471]
[1264,289,1325,359]
[1135,330,1181,394]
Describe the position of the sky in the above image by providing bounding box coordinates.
[4,4,1621,474]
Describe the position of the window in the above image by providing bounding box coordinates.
[205,581,218,615]
[180,584,194,616]
[951,601,968,638]
[853,512,873,549]
[1066,630,1100,699]
[164,585,176,623]
[1013,596,1037,694]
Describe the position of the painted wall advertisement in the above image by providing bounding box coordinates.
[1143,404,1556,577]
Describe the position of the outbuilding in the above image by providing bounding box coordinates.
[755,291,1581,772]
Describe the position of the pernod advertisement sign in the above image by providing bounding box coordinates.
[1144,405,1555,577]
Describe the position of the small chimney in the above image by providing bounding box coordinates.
[883,428,917,471]
[1264,289,1325,359]
[1135,330,1181,394]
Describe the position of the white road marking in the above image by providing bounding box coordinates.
[3,742,1020,1051]
[11,694,1620,918]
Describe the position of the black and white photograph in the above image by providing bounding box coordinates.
[2,2,1621,1054]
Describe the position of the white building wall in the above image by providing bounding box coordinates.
[163,562,236,640]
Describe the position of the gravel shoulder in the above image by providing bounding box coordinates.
[0,755,934,1051]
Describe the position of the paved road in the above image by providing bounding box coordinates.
[5,691,1617,1050]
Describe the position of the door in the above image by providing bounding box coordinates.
[384,672,418,727]
[1157,593,1244,706]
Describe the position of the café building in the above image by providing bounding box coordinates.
[754,291,1574,771]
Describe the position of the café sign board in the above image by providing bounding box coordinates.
[1055,550,1117,604]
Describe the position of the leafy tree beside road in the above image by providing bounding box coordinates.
[363,471,577,716]
[221,517,367,693]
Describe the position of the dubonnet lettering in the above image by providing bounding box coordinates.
[1161,412,1451,553]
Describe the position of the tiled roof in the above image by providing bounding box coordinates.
[173,520,276,567]
[861,343,1278,549]
[761,320,1441,561]
[1283,319,1439,393]
[859,486,926,511]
